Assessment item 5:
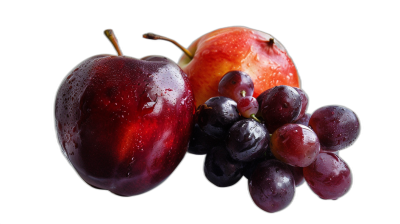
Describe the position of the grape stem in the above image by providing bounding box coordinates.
[240,90,246,97]
[250,114,262,123]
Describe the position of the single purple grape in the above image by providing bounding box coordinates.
[218,71,254,102]
[197,96,240,138]
[204,146,244,187]
[309,105,360,151]
[248,159,295,213]
[226,119,269,162]
[303,152,352,200]
[261,85,302,133]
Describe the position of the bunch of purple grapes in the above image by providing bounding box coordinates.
[188,70,360,213]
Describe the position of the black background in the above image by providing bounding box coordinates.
[7,3,388,223]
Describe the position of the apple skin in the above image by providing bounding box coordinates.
[55,55,195,196]
[178,26,300,106]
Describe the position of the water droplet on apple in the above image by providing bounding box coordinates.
[202,50,210,56]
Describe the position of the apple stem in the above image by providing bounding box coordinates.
[143,33,193,59]
[250,114,262,123]
[104,29,123,56]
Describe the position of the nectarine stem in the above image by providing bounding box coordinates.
[104,29,123,56]
[143,33,193,59]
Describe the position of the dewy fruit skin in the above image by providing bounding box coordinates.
[143,27,300,107]
[55,30,195,196]
[54,28,361,214]
[178,26,300,106]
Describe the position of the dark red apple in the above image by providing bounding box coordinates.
[55,30,195,196]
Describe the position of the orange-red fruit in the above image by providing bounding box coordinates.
[178,26,300,106]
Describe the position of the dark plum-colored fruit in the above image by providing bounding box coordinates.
[226,119,269,162]
[303,152,352,200]
[261,85,302,133]
[248,159,295,213]
[218,71,254,102]
[197,96,240,138]
[293,87,308,121]
[309,105,360,151]
[54,31,195,196]
[237,96,259,118]
[188,124,220,155]
[294,113,311,127]
[204,146,244,187]
[271,124,320,167]
[288,165,305,187]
